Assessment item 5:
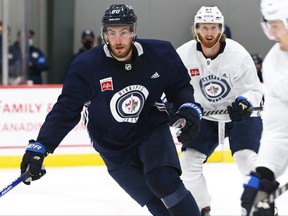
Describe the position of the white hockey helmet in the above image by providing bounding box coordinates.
[194,6,224,33]
[261,0,288,29]
[260,0,288,39]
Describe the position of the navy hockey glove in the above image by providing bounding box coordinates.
[241,171,279,216]
[20,140,47,185]
[227,96,252,122]
[170,102,203,143]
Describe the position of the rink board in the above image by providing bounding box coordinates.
[0,85,234,168]
[0,148,234,168]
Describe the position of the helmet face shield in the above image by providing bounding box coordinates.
[261,17,288,41]
[101,4,137,44]
[261,20,277,40]
[261,0,288,31]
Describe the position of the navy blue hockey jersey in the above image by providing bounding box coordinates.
[37,39,196,158]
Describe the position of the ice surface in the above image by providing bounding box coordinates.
[0,163,287,215]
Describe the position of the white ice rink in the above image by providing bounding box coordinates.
[0,163,288,216]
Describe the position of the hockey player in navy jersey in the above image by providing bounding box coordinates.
[241,0,288,215]
[19,4,202,216]
[175,6,263,216]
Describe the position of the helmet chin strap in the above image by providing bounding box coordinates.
[101,29,137,47]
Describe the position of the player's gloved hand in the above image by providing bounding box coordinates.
[20,140,47,185]
[241,171,279,216]
[170,102,203,143]
[227,96,253,122]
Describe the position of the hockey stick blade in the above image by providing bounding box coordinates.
[203,106,263,116]
[0,171,29,198]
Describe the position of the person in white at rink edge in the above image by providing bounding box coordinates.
[241,0,288,215]
[175,6,263,216]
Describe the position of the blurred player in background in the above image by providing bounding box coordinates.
[19,4,203,216]
[176,6,263,215]
[241,0,288,215]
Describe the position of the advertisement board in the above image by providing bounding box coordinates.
[0,85,231,167]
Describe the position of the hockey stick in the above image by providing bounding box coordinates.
[268,181,288,202]
[203,106,263,116]
[0,171,29,198]
[256,181,288,204]
[173,106,263,136]
[173,118,186,136]
[205,106,263,146]
[242,182,288,216]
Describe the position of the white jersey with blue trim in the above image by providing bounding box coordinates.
[256,43,288,178]
[262,44,288,98]
[177,38,263,122]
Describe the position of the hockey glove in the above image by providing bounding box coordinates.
[170,102,203,143]
[227,96,252,122]
[241,171,279,216]
[20,140,47,185]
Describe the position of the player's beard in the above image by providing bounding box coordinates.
[198,33,221,48]
[109,43,133,60]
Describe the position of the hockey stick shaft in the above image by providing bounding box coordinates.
[250,181,288,214]
[203,106,263,116]
[0,172,29,198]
[173,106,263,138]
[268,181,288,202]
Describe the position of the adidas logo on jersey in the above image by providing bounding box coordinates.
[151,72,160,79]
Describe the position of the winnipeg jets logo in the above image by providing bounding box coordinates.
[123,95,139,113]
[199,75,231,102]
[110,85,149,123]
[207,84,219,95]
